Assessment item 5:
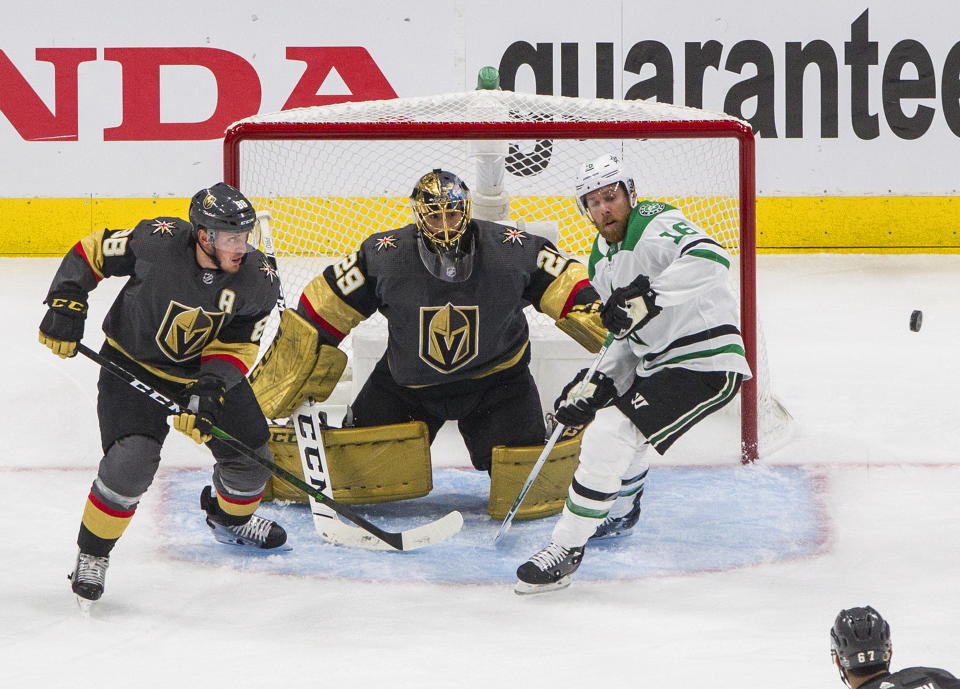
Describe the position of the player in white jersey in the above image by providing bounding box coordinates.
[515,153,752,594]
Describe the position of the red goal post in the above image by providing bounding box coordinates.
[223,91,766,462]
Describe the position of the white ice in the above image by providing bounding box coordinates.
[3,254,959,687]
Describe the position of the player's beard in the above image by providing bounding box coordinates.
[595,214,628,243]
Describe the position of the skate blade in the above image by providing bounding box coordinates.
[211,533,293,552]
[75,595,95,616]
[514,575,573,596]
[589,529,632,542]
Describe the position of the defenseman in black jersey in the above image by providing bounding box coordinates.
[831,606,959,689]
[39,183,288,605]
[253,169,605,478]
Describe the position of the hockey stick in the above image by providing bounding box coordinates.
[493,339,611,544]
[287,397,433,551]
[77,343,463,551]
[257,212,405,547]
[257,211,287,314]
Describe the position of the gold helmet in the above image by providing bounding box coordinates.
[410,170,472,246]
[410,170,475,282]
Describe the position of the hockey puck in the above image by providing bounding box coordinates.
[909,310,923,332]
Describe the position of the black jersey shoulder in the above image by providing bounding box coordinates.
[358,224,421,276]
[128,217,194,257]
[93,216,192,278]
[359,225,417,255]
[864,667,960,689]
[473,220,553,266]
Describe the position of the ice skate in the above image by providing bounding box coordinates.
[68,551,109,610]
[515,542,584,595]
[201,485,288,550]
[590,486,644,541]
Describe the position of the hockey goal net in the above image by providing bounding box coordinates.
[224,89,790,462]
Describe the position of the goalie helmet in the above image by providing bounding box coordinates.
[189,182,260,253]
[410,170,475,282]
[830,606,892,672]
[574,153,637,217]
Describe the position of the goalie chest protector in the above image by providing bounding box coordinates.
[357,222,551,386]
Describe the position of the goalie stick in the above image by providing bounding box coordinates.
[257,211,287,314]
[257,212,445,549]
[493,338,611,545]
[257,212,342,536]
[287,397,447,551]
[77,343,463,551]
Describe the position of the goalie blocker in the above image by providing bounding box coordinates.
[264,422,582,521]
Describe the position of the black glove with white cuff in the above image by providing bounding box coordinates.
[600,275,661,339]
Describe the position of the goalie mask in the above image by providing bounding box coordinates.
[189,182,261,257]
[411,170,476,282]
[574,153,637,217]
[830,606,891,685]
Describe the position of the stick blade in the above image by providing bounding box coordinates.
[317,510,464,551]
[399,510,464,551]
[319,519,400,550]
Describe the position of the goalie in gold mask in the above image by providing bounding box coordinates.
[253,169,606,476]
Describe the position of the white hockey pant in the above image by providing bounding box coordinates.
[552,406,649,548]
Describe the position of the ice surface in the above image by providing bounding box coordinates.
[3,254,959,688]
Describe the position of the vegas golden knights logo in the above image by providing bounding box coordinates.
[155,301,226,363]
[419,303,478,373]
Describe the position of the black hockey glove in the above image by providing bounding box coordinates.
[600,275,661,339]
[38,293,88,359]
[173,374,226,444]
[553,368,618,427]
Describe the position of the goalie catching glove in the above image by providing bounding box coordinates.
[38,293,88,358]
[173,374,225,444]
[554,368,617,427]
[600,275,661,339]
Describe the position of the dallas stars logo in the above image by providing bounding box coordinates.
[259,257,279,283]
[501,228,527,245]
[151,220,176,236]
[636,202,665,217]
[375,235,398,251]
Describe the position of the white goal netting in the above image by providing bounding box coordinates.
[226,89,791,461]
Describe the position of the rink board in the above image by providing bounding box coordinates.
[157,465,827,584]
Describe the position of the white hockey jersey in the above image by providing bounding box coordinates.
[588,200,752,393]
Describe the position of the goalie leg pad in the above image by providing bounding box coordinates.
[249,308,347,419]
[263,425,303,502]
[487,434,582,521]
[265,421,432,504]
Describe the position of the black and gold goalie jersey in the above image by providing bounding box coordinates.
[43,217,280,387]
[296,220,600,387]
